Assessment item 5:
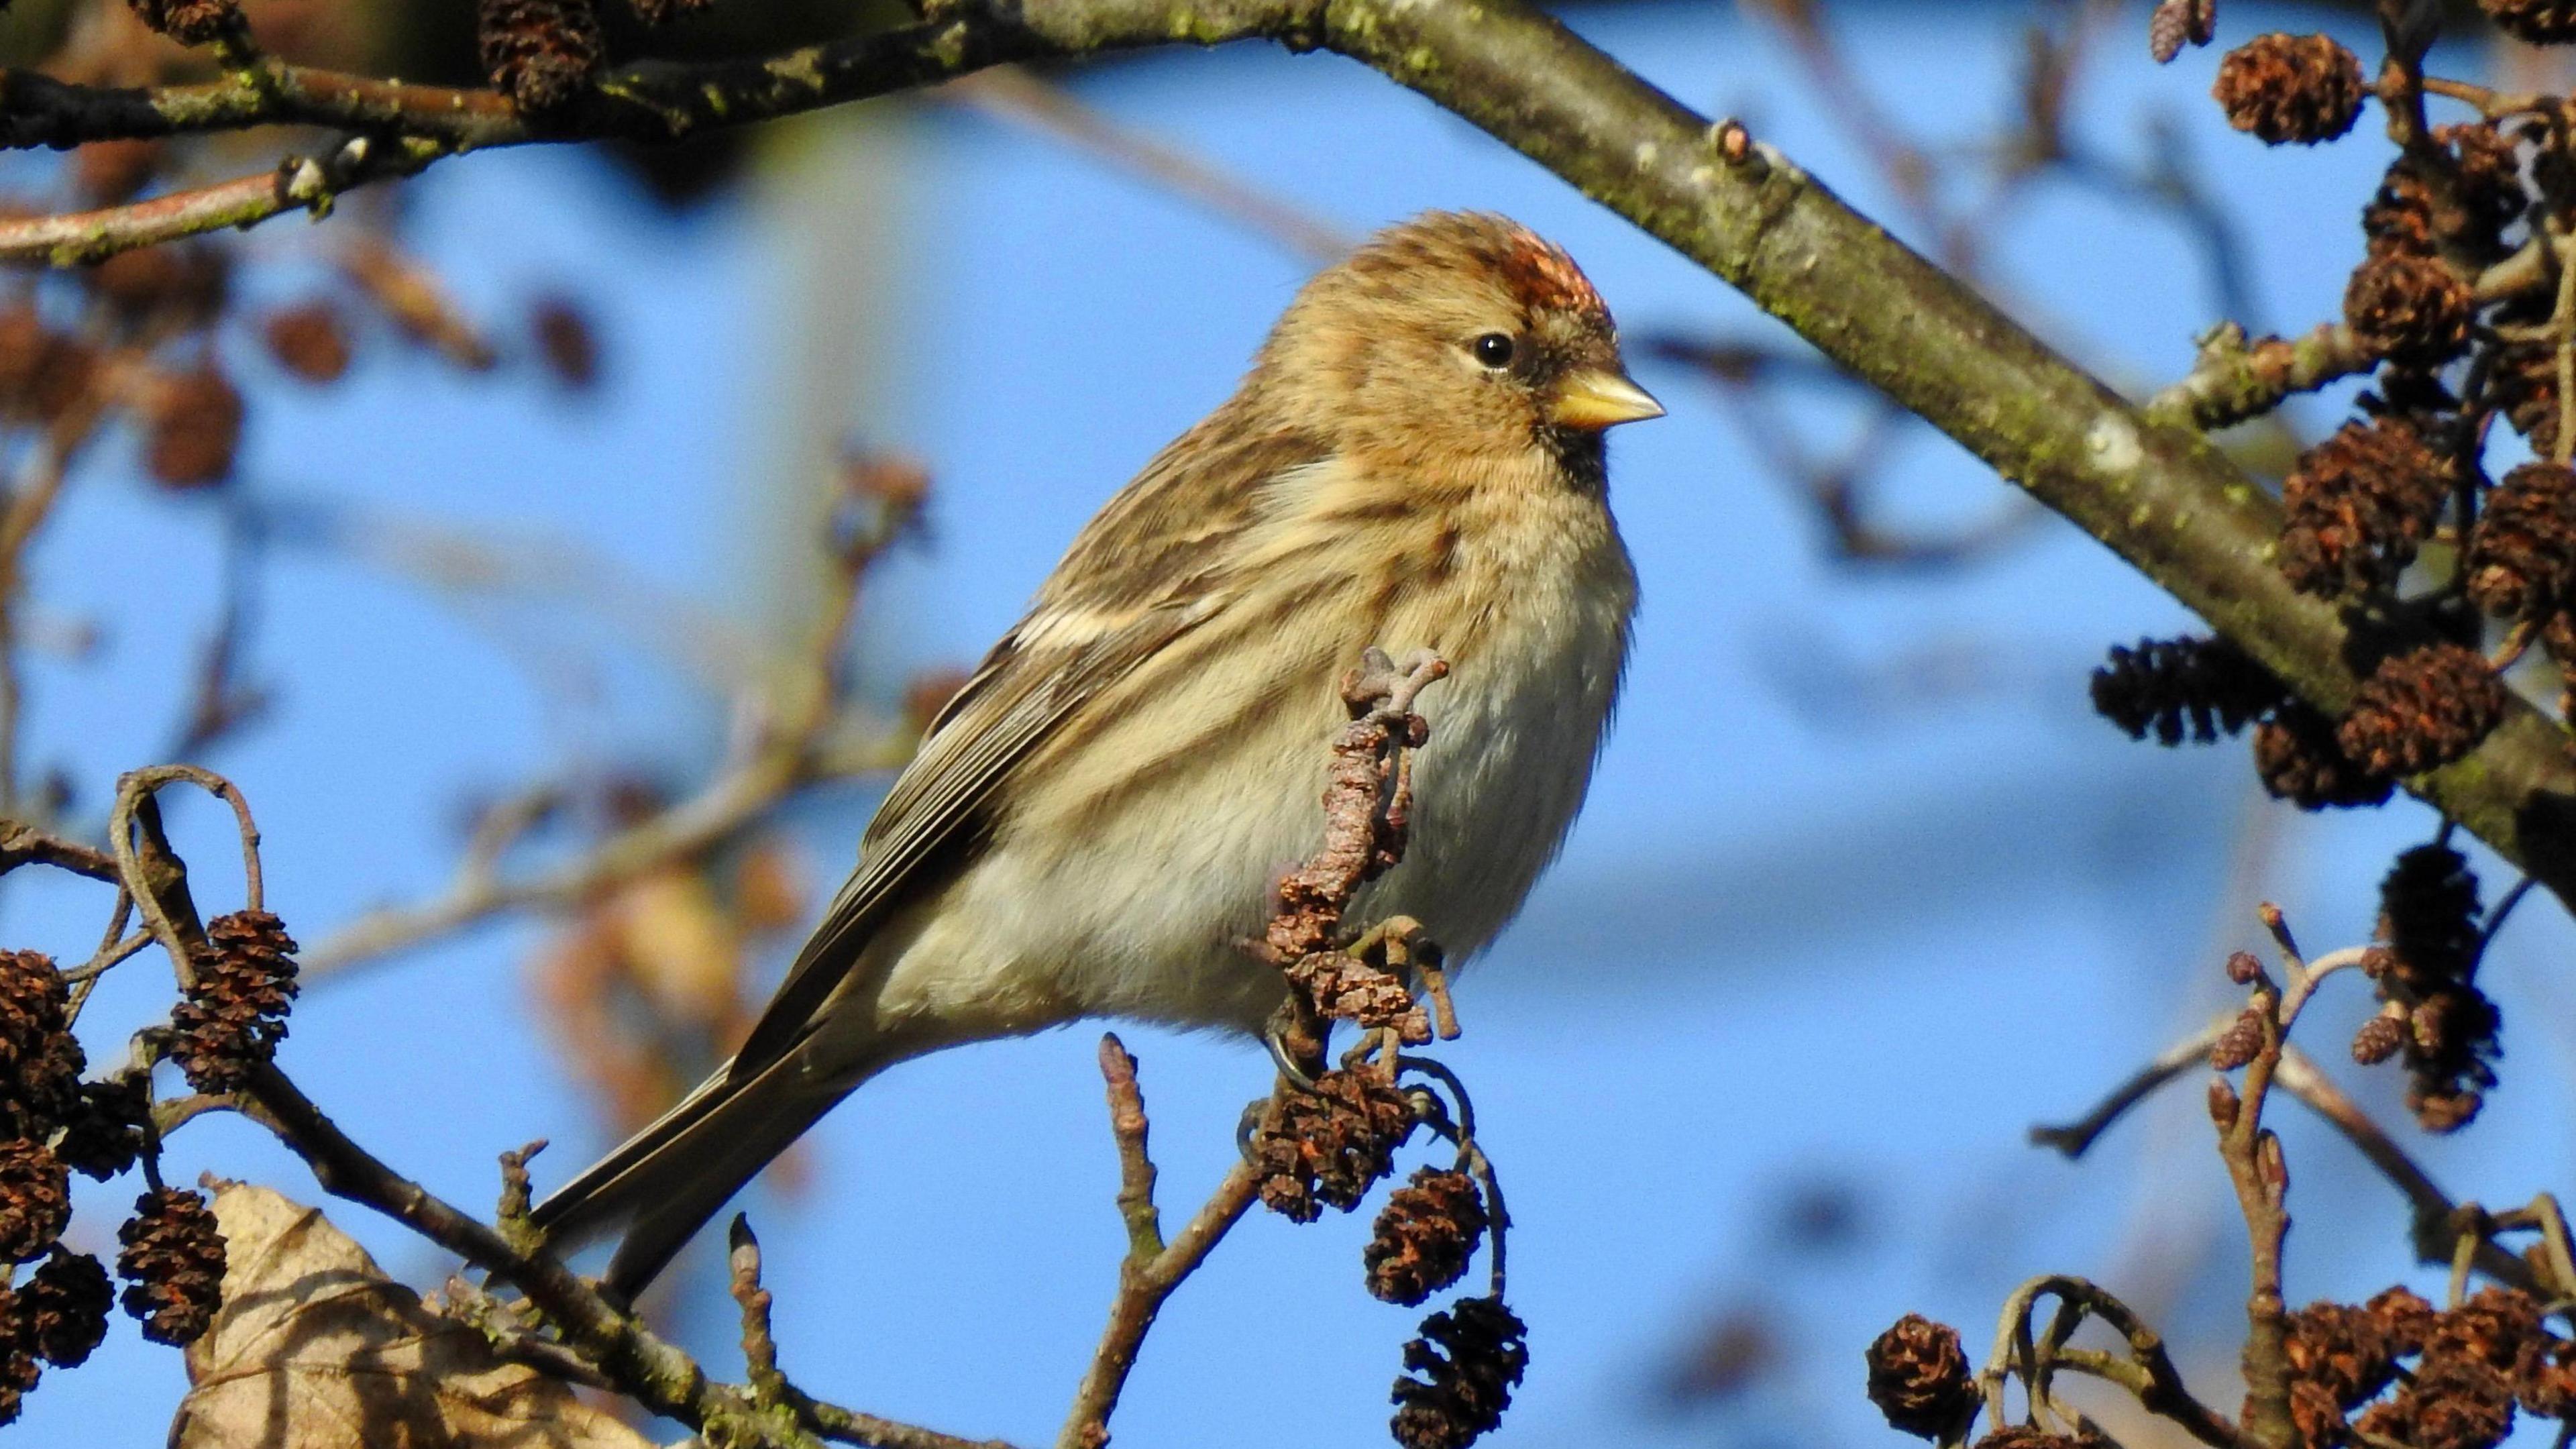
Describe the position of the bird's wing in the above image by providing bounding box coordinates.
[724,417,1327,1080]
[725,604,1203,1073]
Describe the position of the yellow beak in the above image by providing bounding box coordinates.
[1548,368,1666,431]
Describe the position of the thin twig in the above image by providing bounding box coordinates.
[0,818,119,883]
[1976,1275,2239,1449]
[1098,1035,1165,1260]
[1060,1038,1262,1449]
[0,133,432,265]
[2144,321,2375,431]
[730,1217,790,1410]
[2029,1020,2226,1158]
[2217,920,2377,1449]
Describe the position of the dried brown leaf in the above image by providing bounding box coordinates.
[170,1182,649,1449]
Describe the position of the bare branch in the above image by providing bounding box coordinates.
[2145,322,2377,431]
[2029,1019,2226,1159]
[1975,1275,2239,1449]
[1061,1037,1263,1449]
[0,817,119,883]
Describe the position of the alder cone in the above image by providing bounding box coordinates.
[1247,1069,1413,1222]
[1364,1168,1487,1306]
[2370,845,2502,1134]
[54,1078,146,1181]
[1866,1315,1976,1438]
[2467,464,2576,620]
[2286,1299,2404,1409]
[2353,1012,2406,1065]
[2276,419,2451,596]
[0,1138,67,1264]
[2254,702,2394,809]
[262,304,351,384]
[2089,636,2284,745]
[74,138,161,207]
[478,0,603,112]
[2493,335,2565,455]
[18,1248,109,1368]
[2336,644,2508,777]
[168,909,300,1093]
[127,0,240,44]
[1391,1296,1527,1449]
[2344,253,2474,367]
[143,366,243,490]
[2149,0,2215,63]
[2214,34,2367,144]
[2365,125,2526,264]
[0,951,68,1104]
[117,1188,225,1346]
[2379,843,2481,983]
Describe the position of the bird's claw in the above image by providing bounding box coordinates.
[1265,1018,1322,1092]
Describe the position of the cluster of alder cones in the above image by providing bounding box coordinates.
[0,908,297,1422]
[1866,1283,2576,1449]
[2094,1,2576,1140]
[2097,4,2576,806]
[1241,1062,1519,1448]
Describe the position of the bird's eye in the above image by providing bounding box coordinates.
[1471,333,1517,369]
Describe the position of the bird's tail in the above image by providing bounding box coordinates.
[530,1049,859,1301]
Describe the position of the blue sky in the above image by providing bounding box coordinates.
[16,2,2576,1445]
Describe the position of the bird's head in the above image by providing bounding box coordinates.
[1254,211,1662,478]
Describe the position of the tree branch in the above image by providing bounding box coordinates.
[102,766,1015,1449]
[1061,1034,1263,1449]
[0,131,435,266]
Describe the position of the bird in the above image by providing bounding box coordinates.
[530,210,1664,1297]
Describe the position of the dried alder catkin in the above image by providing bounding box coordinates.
[2089,636,2284,744]
[17,1249,109,1368]
[1248,1068,1413,1222]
